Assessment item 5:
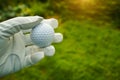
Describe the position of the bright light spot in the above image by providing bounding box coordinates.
[68,0,98,10]
[79,0,96,9]
[81,0,92,3]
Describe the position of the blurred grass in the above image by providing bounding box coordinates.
[1,20,120,80]
[0,0,120,80]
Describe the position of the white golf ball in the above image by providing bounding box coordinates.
[30,23,54,48]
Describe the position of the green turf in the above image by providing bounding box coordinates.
[1,20,120,80]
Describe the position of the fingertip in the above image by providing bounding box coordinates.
[44,45,55,56]
[42,18,58,29]
[50,18,58,29]
[53,33,63,43]
[31,52,44,64]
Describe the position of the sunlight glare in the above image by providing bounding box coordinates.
[80,0,96,9]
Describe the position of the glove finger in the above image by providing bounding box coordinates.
[43,45,55,56]
[25,45,43,56]
[24,51,44,67]
[0,16,43,39]
[53,33,63,43]
[41,18,58,29]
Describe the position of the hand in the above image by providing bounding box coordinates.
[0,16,63,77]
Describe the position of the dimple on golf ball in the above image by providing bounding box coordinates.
[30,23,54,48]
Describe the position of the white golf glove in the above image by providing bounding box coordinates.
[0,16,63,77]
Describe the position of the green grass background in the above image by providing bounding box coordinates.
[0,0,120,80]
[1,20,120,80]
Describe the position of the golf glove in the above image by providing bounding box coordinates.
[0,16,63,77]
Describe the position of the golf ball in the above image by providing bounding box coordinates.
[30,23,54,48]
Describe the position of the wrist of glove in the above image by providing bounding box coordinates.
[0,16,63,77]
